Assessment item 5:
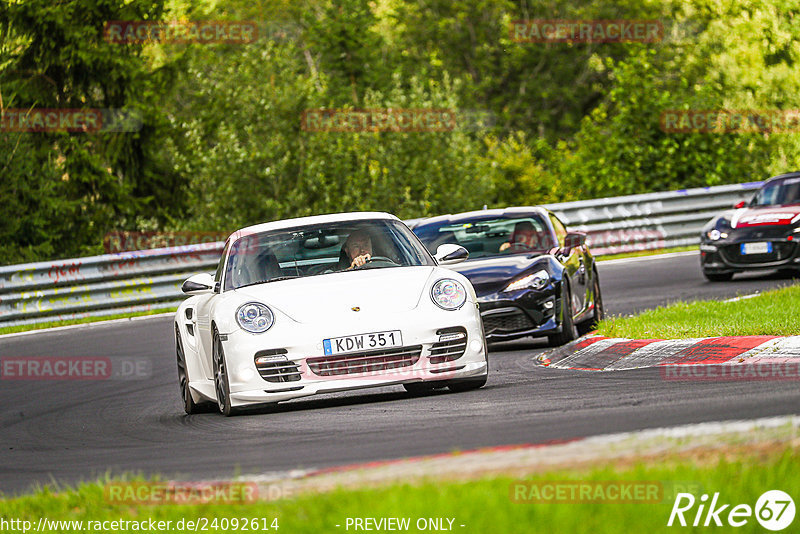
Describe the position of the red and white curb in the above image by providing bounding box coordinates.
[538,335,800,371]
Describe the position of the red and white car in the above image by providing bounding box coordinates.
[700,172,800,281]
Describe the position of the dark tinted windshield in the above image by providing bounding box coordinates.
[224,219,434,290]
[751,177,800,206]
[414,215,555,259]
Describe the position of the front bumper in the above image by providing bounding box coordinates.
[701,236,800,273]
[477,285,559,341]
[214,306,487,407]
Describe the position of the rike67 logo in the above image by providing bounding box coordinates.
[668,490,795,531]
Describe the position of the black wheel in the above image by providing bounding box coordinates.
[447,374,487,392]
[703,271,734,282]
[577,269,604,336]
[176,326,202,414]
[548,279,577,346]
[213,327,236,417]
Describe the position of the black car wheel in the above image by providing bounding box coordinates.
[703,271,734,282]
[176,326,215,415]
[577,269,604,336]
[548,280,577,346]
[213,327,236,417]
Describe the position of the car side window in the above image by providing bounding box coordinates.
[549,215,567,248]
[214,241,230,289]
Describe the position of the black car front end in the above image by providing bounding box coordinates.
[700,214,800,278]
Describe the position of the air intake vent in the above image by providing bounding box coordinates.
[307,346,422,376]
[254,349,301,383]
[429,327,468,364]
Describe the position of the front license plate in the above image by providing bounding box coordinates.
[323,330,402,355]
[741,242,772,255]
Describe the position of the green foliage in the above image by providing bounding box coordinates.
[2,0,800,264]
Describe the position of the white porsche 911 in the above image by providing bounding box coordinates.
[174,212,488,415]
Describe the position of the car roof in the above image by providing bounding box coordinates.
[414,206,551,228]
[230,212,400,240]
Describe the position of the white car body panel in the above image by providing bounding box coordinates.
[174,212,488,411]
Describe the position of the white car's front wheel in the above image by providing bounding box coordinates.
[213,327,236,417]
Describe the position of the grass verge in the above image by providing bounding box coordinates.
[0,447,796,533]
[0,308,176,336]
[596,284,800,339]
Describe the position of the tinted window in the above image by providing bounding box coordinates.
[414,215,554,259]
[223,219,434,290]
[751,177,800,206]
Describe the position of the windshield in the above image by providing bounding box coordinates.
[223,219,434,290]
[751,177,800,207]
[413,215,555,259]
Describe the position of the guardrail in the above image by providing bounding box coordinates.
[0,181,762,327]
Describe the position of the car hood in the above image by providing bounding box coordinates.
[732,205,800,228]
[232,266,436,323]
[446,255,549,296]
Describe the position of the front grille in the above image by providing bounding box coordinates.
[254,349,301,383]
[720,241,795,265]
[307,346,422,376]
[429,327,468,364]
[482,308,534,334]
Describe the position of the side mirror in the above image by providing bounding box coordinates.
[734,200,746,209]
[182,272,215,295]
[435,244,469,265]
[564,231,587,249]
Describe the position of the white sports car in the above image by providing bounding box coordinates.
[174,212,488,416]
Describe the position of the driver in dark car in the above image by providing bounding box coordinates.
[499,221,541,252]
[341,229,374,269]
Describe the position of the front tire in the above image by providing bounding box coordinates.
[577,269,604,336]
[703,271,734,282]
[176,326,212,415]
[213,328,236,417]
[548,280,577,346]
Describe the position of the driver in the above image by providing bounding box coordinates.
[499,221,540,252]
[342,229,373,269]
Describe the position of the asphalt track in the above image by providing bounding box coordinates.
[1,251,799,495]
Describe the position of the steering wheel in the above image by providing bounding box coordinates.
[507,242,532,251]
[352,255,397,269]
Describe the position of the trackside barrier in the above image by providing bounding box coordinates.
[0,182,763,326]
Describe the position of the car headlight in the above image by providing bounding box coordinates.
[504,269,549,292]
[431,279,467,310]
[706,229,727,241]
[236,302,274,333]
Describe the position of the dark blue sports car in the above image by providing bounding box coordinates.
[411,207,603,345]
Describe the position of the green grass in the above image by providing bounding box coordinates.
[0,308,176,336]
[596,245,696,262]
[596,284,800,339]
[1,448,796,533]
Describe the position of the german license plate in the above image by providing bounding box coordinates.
[741,242,772,255]
[323,330,402,355]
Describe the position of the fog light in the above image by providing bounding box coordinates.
[238,366,255,381]
[470,339,483,353]
[543,299,555,310]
